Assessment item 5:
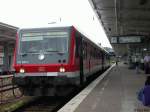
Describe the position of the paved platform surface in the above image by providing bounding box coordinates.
[74,63,150,112]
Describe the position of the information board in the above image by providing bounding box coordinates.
[118,36,141,43]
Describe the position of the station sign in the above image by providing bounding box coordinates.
[118,36,141,43]
[110,36,142,44]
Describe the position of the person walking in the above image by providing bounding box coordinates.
[116,56,119,66]
[144,53,150,74]
[135,55,140,73]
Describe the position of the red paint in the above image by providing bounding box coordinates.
[14,64,78,73]
[68,27,75,65]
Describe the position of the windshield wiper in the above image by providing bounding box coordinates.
[57,52,65,55]
[20,50,38,56]
[27,50,38,53]
[45,50,65,55]
[45,49,59,52]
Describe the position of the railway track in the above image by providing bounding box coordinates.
[12,69,106,112]
[0,86,22,104]
[0,84,18,93]
[13,96,71,112]
[0,75,23,104]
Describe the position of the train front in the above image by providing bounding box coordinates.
[13,27,77,96]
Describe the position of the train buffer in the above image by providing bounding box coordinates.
[58,62,149,112]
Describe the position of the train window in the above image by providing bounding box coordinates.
[75,33,81,58]
[20,31,69,54]
[43,37,68,53]
[21,39,42,53]
[75,38,79,57]
[83,42,87,59]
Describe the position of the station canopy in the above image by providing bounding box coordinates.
[0,22,18,43]
[89,0,150,55]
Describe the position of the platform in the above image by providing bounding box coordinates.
[59,63,150,112]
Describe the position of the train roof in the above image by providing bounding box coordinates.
[73,27,110,55]
[18,25,73,32]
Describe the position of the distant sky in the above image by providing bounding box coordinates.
[0,0,111,47]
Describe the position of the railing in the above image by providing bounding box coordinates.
[0,75,22,104]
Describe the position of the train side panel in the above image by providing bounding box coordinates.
[74,29,104,84]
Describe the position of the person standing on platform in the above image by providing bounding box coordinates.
[135,55,140,73]
[144,53,150,74]
[140,57,144,70]
[116,56,119,66]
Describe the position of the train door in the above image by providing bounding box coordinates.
[75,32,85,86]
[89,45,91,73]
[83,41,88,76]
[102,52,105,71]
[79,38,84,85]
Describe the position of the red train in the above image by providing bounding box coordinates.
[13,26,110,96]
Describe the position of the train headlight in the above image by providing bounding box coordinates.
[20,68,25,73]
[59,67,65,73]
[38,54,45,60]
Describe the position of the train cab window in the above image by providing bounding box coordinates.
[20,31,69,54]
[44,37,68,53]
[21,38,42,53]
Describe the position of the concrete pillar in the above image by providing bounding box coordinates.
[3,43,9,72]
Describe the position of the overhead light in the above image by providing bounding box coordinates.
[143,48,147,51]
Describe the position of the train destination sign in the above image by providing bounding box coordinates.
[21,31,69,41]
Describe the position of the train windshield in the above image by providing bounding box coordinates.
[20,31,69,54]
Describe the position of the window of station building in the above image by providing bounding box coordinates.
[0,46,4,65]
[7,44,14,70]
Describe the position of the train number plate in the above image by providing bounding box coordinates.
[47,72,58,76]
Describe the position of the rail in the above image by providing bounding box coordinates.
[0,75,22,104]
